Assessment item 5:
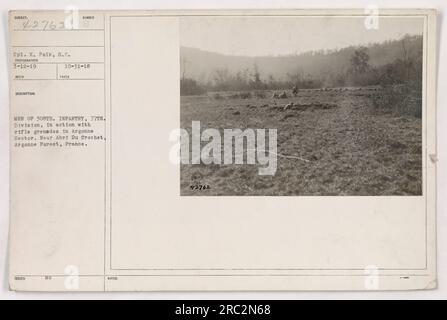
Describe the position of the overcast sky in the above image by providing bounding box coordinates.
[180,16,424,56]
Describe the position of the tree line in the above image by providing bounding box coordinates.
[180,35,422,95]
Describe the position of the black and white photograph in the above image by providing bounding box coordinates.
[1,5,441,297]
[180,16,424,196]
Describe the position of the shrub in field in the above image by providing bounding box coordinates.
[372,80,422,118]
[239,91,252,99]
[254,90,267,99]
[212,93,225,100]
[226,92,252,99]
[180,78,206,96]
[228,93,241,99]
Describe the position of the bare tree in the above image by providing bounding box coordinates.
[349,47,370,74]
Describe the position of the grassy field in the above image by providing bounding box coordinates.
[180,87,422,196]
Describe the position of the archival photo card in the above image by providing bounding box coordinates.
[8,9,437,291]
[179,16,424,196]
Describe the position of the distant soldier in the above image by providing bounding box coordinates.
[284,102,294,110]
[279,91,287,99]
[292,85,299,97]
[272,92,279,99]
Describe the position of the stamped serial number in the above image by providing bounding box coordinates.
[190,184,211,191]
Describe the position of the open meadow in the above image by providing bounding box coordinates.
[180,87,422,196]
